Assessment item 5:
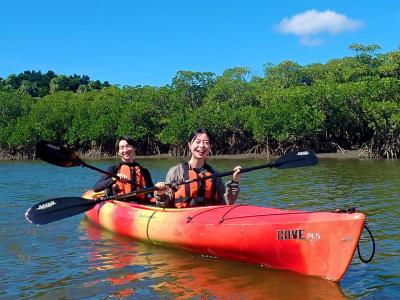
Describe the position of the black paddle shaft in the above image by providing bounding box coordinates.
[207,150,317,178]
[36,141,137,185]
[36,141,317,185]
[26,146,318,225]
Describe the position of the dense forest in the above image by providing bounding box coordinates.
[0,44,399,159]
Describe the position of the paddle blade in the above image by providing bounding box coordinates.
[272,150,318,169]
[36,141,83,167]
[25,197,96,225]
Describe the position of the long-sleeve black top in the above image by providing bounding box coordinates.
[93,162,154,203]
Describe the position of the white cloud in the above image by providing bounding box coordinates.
[276,9,363,46]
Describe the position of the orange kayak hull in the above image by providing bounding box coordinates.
[83,190,365,281]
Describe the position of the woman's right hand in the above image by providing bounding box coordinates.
[154,182,168,196]
[116,172,129,183]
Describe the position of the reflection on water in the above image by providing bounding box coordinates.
[0,158,399,298]
[79,218,347,300]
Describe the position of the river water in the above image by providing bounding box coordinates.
[0,157,399,299]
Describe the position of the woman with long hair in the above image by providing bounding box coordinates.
[155,128,241,208]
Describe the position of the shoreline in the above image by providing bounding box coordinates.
[107,150,362,160]
[0,150,363,161]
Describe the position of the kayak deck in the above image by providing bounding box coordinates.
[83,190,365,281]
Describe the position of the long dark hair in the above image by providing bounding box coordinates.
[187,128,214,145]
[115,136,136,152]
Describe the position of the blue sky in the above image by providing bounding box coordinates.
[1,1,399,87]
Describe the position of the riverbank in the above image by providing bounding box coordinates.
[0,150,362,161]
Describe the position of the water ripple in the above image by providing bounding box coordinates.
[1,158,399,299]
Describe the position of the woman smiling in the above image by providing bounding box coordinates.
[155,128,241,208]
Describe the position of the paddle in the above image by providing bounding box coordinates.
[26,146,317,225]
[35,141,137,185]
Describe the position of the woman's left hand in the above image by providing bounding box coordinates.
[232,166,242,182]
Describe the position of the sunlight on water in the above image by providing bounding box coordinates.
[0,157,399,298]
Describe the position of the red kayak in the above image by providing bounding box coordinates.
[83,190,365,281]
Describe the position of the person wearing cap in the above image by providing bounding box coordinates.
[93,136,160,204]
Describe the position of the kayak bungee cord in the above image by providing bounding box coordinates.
[335,207,376,263]
[185,206,359,223]
[146,211,158,243]
[218,205,244,224]
[357,223,375,263]
[185,205,376,264]
[186,206,348,223]
[185,205,231,223]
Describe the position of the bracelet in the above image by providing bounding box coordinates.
[227,180,239,188]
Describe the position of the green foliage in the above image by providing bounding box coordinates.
[0,70,108,97]
[16,92,78,144]
[361,99,400,158]
[117,86,170,154]
[251,86,325,143]
[65,87,124,150]
[264,61,305,88]
[0,91,37,148]
[172,71,216,107]
[349,43,381,58]
[377,50,400,78]
[1,44,399,158]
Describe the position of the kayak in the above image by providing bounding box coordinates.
[82,190,365,281]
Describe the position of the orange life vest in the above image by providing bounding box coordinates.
[116,164,147,201]
[173,163,218,208]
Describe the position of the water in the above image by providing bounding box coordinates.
[0,157,399,299]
